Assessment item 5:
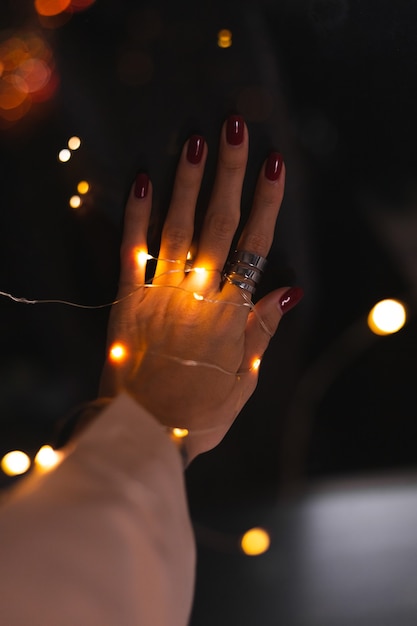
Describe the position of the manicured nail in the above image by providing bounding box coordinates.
[279,286,304,314]
[134,172,149,199]
[186,135,205,164]
[226,114,244,145]
[265,152,283,181]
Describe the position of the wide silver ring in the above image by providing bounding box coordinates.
[223,249,267,296]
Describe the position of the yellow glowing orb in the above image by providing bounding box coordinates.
[1,450,31,476]
[136,250,152,266]
[77,180,89,194]
[68,135,81,150]
[109,342,127,363]
[218,29,232,48]
[34,445,63,471]
[58,148,71,162]
[240,527,271,556]
[367,298,407,336]
[251,357,261,371]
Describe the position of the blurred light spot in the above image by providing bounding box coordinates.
[136,249,152,267]
[193,292,204,301]
[237,86,274,123]
[1,450,31,476]
[16,58,51,93]
[186,250,192,261]
[117,50,154,86]
[68,135,81,150]
[58,148,71,162]
[368,299,407,336]
[172,427,189,439]
[69,195,82,209]
[251,357,261,371]
[35,445,63,470]
[77,180,89,194]
[109,342,127,363]
[241,527,271,556]
[34,0,72,17]
[217,29,232,48]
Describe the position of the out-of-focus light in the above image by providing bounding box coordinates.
[367,299,407,336]
[109,342,127,363]
[1,450,31,476]
[77,180,89,194]
[34,0,72,16]
[193,292,204,301]
[240,527,271,556]
[186,250,192,261]
[68,136,81,150]
[172,427,189,439]
[251,357,261,371]
[34,445,63,471]
[217,29,232,48]
[193,267,206,275]
[69,195,82,209]
[58,148,71,162]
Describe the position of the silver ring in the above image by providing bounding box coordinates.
[223,249,267,296]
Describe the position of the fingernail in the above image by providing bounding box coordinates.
[265,152,283,181]
[226,114,244,145]
[186,135,205,164]
[134,172,149,199]
[279,286,304,314]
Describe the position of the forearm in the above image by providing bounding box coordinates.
[0,393,196,626]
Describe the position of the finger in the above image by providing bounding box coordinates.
[241,286,304,371]
[190,115,248,291]
[220,153,285,304]
[155,135,207,286]
[118,173,152,297]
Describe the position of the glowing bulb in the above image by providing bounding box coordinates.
[136,250,153,266]
[186,250,192,261]
[1,450,31,476]
[217,29,232,48]
[69,195,82,209]
[34,445,63,471]
[172,427,189,439]
[367,298,407,336]
[251,357,261,371]
[68,136,81,150]
[109,342,127,363]
[193,292,204,301]
[240,527,271,556]
[77,180,89,194]
[58,148,71,162]
[193,267,206,275]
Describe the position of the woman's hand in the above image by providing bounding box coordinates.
[99,115,302,461]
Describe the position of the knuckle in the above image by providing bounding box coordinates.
[163,225,189,252]
[208,213,238,240]
[242,232,270,255]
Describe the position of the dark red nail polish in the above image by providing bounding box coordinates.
[265,152,283,181]
[186,135,205,164]
[279,286,304,314]
[226,115,244,145]
[134,173,149,199]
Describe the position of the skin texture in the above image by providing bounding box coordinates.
[99,117,296,461]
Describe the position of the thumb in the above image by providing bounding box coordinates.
[243,286,304,366]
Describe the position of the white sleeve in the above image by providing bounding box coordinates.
[0,393,196,626]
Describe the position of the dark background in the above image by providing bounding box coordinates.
[1,1,417,624]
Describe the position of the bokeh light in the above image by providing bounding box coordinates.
[58,148,71,162]
[240,527,271,556]
[0,31,56,124]
[367,299,407,336]
[68,135,81,150]
[172,428,189,439]
[1,450,31,476]
[109,342,127,363]
[69,195,82,209]
[34,0,71,17]
[217,29,232,48]
[251,357,261,371]
[77,180,89,194]
[34,445,63,470]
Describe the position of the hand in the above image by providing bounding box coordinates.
[98,115,303,461]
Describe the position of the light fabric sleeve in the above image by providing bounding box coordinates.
[0,393,196,626]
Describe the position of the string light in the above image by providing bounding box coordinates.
[1,451,31,476]
[367,298,407,335]
[172,427,189,438]
[68,136,81,150]
[69,195,82,209]
[217,29,232,48]
[77,180,90,194]
[34,445,64,471]
[109,342,127,363]
[58,148,71,162]
[251,357,261,371]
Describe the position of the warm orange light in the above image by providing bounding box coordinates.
[217,29,232,48]
[367,299,407,336]
[251,357,261,371]
[193,292,204,301]
[68,135,81,150]
[241,527,270,556]
[136,250,152,267]
[69,195,82,209]
[1,451,31,476]
[34,0,72,16]
[77,180,89,194]
[172,427,189,439]
[109,342,127,363]
[34,445,63,471]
